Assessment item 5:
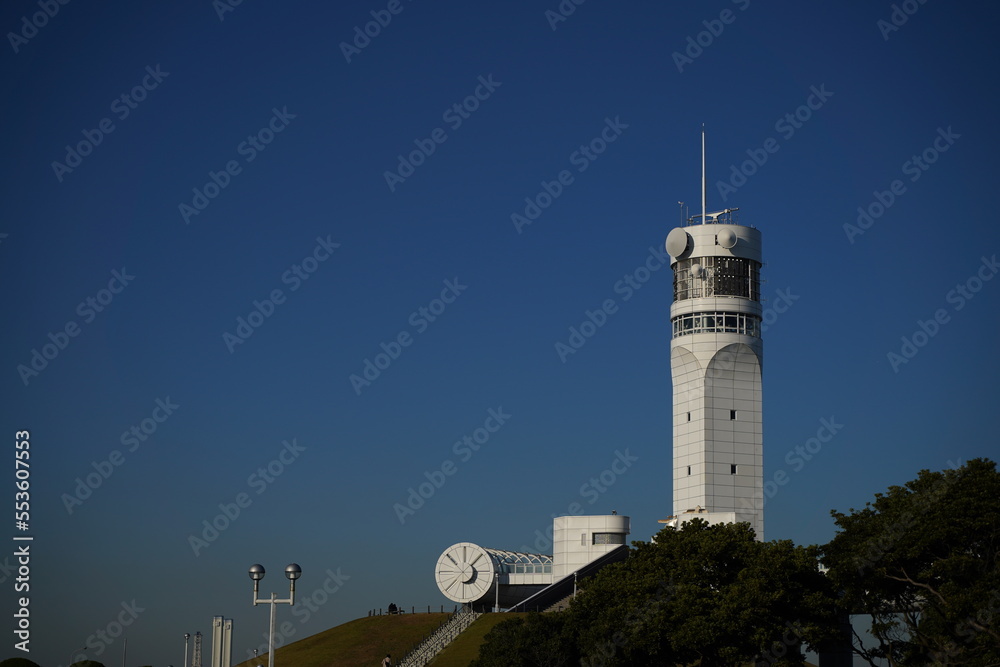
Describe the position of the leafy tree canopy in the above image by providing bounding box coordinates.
[474,520,839,666]
[569,520,839,666]
[823,457,1000,666]
[472,612,578,667]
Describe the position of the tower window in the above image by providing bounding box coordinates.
[731,464,737,474]
[730,410,737,420]
[672,256,760,301]
[670,311,762,338]
[687,412,691,422]
[687,466,691,475]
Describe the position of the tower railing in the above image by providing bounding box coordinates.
[686,207,740,226]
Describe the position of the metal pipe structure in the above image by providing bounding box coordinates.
[193,631,203,667]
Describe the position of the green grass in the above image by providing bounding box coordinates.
[231,613,449,667]
[430,613,528,667]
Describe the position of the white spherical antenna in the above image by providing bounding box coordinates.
[691,263,703,278]
[666,228,690,258]
[717,227,737,249]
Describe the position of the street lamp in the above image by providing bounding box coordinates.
[249,563,301,667]
[184,632,190,667]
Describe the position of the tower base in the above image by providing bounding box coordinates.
[659,508,760,538]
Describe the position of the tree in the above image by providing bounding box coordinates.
[473,520,840,666]
[822,458,1000,666]
[568,520,839,666]
[471,612,579,667]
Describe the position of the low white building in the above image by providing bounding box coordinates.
[434,514,630,610]
[551,514,629,579]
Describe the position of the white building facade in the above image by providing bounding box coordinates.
[434,514,629,609]
[551,514,630,579]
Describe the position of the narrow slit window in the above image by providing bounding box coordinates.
[730,410,737,420]
[687,466,691,475]
[687,412,691,422]
[731,464,737,475]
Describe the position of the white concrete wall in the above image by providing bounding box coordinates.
[552,514,630,579]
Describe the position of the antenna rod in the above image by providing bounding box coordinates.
[701,124,706,225]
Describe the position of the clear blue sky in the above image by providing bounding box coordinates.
[2,1,999,664]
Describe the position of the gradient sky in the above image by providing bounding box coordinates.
[2,1,999,665]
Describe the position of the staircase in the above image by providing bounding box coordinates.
[397,606,482,667]
[543,593,576,613]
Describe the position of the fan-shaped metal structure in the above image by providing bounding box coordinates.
[435,542,553,609]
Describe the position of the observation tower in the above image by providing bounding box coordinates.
[662,130,764,538]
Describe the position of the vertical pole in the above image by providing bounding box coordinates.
[122,637,127,667]
[268,592,277,667]
[701,124,706,224]
[184,637,189,667]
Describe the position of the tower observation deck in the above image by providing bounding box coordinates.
[663,207,764,539]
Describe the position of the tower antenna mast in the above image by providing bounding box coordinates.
[701,124,706,224]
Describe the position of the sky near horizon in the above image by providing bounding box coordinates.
[2,1,1000,664]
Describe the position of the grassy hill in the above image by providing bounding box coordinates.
[431,613,527,666]
[231,613,449,667]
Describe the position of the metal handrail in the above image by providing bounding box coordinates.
[397,606,481,667]
[685,207,740,226]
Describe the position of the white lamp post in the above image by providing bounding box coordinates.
[249,563,301,667]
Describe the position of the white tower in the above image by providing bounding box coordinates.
[211,616,233,667]
[663,132,764,538]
